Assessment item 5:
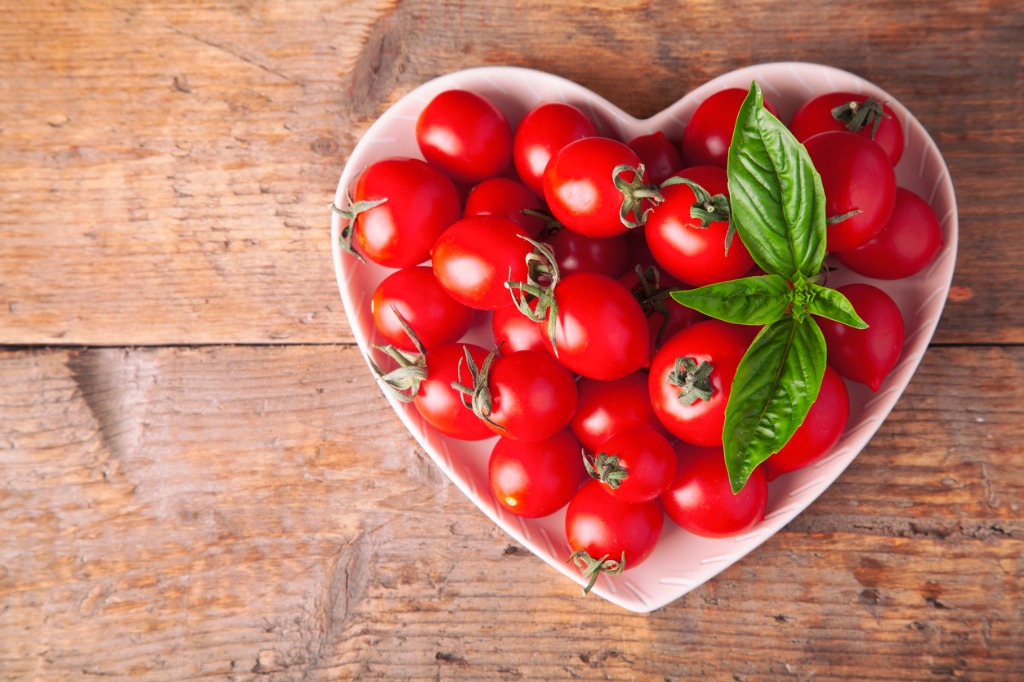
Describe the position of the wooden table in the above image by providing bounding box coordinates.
[2,1,1022,679]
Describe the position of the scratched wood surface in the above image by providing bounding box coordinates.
[2,1,1022,680]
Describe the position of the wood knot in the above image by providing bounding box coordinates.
[311,136,339,156]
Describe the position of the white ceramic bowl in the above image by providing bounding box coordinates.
[331,62,958,612]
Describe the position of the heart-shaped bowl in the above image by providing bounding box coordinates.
[331,62,958,612]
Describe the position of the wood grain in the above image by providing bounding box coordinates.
[2,0,1023,680]
[1,0,1022,346]
[1,344,1021,680]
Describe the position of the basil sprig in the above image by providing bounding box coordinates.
[672,82,867,493]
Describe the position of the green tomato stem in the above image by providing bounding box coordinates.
[668,356,715,406]
[567,550,626,596]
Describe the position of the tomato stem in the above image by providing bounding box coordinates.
[667,356,715,406]
[612,163,663,229]
[830,96,890,139]
[583,451,629,489]
[628,265,676,348]
[660,176,736,253]
[506,237,561,355]
[331,197,387,262]
[366,308,430,402]
[450,346,505,432]
[368,344,427,403]
[567,550,626,596]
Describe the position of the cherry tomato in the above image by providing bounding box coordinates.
[618,265,704,355]
[788,91,905,166]
[763,365,850,481]
[431,216,534,310]
[803,130,897,252]
[456,348,579,442]
[623,225,659,269]
[371,266,477,352]
[489,428,588,518]
[513,102,598,197]
[834,187,944,279]
[416,89,512,183]
[411,343,495,441]
[491,304,546,353]
[347,157,461,267]
[816,283,905,391]
[680,88,779,168]
[645,165,755,287]
[570,371,667,452]
[648,320,754,446]
[544,227,630,279]
[662,442,768,539]
[586,426,677,503]
[464,176,547,238]
[542,271,651,381]
[543,136,647,238]
[565,480,664,585]
[627,131,683,185]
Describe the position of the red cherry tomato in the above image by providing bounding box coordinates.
[763,365,850,481]
[645,165,755,287]
[431,216,534,310]
[662,442,768,538]
[489,428,588,518]
[416,89,512,183]
[544,227,630,279]
[570,371,668,452]
[788,91,905,166]
[348,157,461,267]
[648,320,754,446]
[834,187,944,279]
[543,136,647,238]
[491,304,546,353]
[542,272,651,381]
[565,480,664,583]
[464,176,547,238]
[816,283,905,391]
[411,343,495,441]
[680,88,779,168]
[627,131,683,185]
[371,266,477,352]
[586,426,677,503]
[513,102,598,197]
[623,225,659,269]
[803,130,897,252]
[457,349,579,442]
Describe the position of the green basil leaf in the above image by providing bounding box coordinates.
[723,315,827,493]
[727,82,827,280]
[806,283,869,329]
[670,274,791,325]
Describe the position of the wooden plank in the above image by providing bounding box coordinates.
[1,1,1022,346]
[1,344,1020,680]
[0,1,371,346]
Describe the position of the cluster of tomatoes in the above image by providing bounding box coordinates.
[338,84,943,593]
